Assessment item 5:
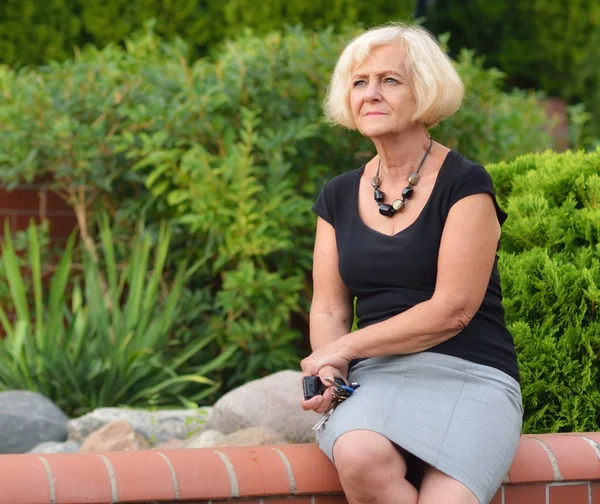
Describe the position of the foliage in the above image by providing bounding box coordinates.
[221,0,415,38]
[488,149,600,433]
[0,217,235,416]
[433,43,551,164]
[0,0,416,68]
[427,0,600,140]
[0,26,555,391]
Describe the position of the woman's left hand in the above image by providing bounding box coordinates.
[300,340,353,377]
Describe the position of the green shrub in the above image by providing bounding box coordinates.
[0,0,415,68]
[488,149,600,433]
[427,0,600,141]
[0,26,554,391]
[0,217,235,416]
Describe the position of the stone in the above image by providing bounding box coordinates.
[79,420,151,452]
[215,427,285,447]
[28,440,80,454]
[152,438,186,450]
[204,370,320,443]
[68,407,212,446]
[184,429,226,449]
[0,390,69,454]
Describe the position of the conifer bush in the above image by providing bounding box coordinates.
[488,149,600,433]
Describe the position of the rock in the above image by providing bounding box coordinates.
[68,407,211,446]
[28,440,80,454]
[184,429,226,449]
[215,427,286,447]
[204,370,320,443]
[0,390,69,454]
[79,420,151,452]
[152,438,186,450]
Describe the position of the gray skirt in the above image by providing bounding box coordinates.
[315,352,523,504]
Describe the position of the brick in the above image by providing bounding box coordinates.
[504,483,546,504]
[490,487,503,504]
[154,449,233,500]
[549,483,589,504]
[580,432,600,447]
[270,444,343,494]
[213,445,296,497]
[508,436,557,483]
[266,498,312,503]
[101,451,177,502]
[0,188,40,211]
[313,497,348,504]
[532,434,600,480]
[0,455,51,504]
[42,189,72,212]
[592,482,600,503]
[44,453,113,504]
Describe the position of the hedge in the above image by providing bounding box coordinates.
[489,149,600,433]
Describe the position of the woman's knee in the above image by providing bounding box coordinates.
[333,430,408,481]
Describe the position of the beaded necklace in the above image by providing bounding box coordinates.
[371,136,434,217]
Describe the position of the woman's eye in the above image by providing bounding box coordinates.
[383,77,398,84]
[353,80,366,87]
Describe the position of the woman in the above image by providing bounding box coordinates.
[300,23,523,504]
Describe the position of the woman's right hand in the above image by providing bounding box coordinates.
[300,365,348,414]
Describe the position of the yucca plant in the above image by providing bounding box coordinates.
[0,216,235,416]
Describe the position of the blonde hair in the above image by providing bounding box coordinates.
[324,23,464,129]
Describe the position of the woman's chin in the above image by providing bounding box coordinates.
[362,127,399,139]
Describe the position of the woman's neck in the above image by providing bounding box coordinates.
[372,128,432,183]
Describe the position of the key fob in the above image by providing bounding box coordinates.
[303,376,323,400]
[303,376,346,400]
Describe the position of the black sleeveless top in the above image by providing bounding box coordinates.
[312,150,520,382]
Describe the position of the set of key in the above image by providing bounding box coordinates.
[312,377,360,431]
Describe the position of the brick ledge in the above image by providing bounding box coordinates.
[0,434,598,503]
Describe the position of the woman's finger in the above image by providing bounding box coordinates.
[300,394,324,411]
[313,387,334,414]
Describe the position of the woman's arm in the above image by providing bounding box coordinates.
[300,217,354,413]
[301,193,501,373]
[310,217,354,350]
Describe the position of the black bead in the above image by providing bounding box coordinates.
[374,189,384,202]
[378,203,396,217]
[401,186,414,199]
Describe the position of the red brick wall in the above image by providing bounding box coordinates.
[0,185,76,238]
[0,434,598,504]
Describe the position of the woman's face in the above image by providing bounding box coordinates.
[349,44,417,138]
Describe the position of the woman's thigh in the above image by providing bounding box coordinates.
[417,465,479,504]
[333,430,410,477]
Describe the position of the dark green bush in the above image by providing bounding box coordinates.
[488,149,600,433]
[0,0,416,68]
[0,26,554,392]
[427,0,600,140]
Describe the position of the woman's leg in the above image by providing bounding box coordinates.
[333,430,418,504]
[417,466,480,504]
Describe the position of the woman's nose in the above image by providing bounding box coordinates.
[364,82,381,101]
